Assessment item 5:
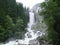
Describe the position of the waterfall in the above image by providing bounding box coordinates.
[24,11,42,45]
[2,11,43,45]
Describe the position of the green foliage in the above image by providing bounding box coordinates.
[40,35,48,41]
[40,0,60,45]
[0,26,5,42]
[0,0,29,42]
[40,0,58,16]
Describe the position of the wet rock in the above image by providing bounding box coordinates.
[29,39,39,45]
[27,33,32,38]
[16,40,18,42]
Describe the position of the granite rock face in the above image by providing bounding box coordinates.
[32,3,47,33]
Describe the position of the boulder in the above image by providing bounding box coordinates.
[29,39,39,45]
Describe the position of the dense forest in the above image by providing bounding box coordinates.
[0,0,29,42]
[40,0,60,45]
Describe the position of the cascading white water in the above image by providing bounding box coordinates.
[24,11,42,45]
[2,11,42,45]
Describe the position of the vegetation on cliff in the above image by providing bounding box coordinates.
[40,0,60,45]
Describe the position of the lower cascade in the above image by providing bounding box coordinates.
[2,11,44,45]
